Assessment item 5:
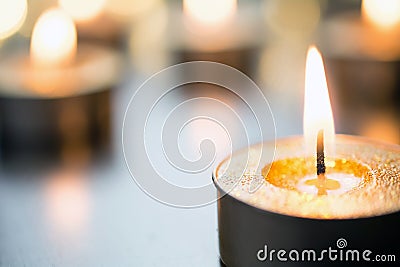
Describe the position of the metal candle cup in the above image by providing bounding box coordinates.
[213,135,400,267]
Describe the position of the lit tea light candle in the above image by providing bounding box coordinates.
[213,46,400,267]
[285,47,359,197]
[0,8,121,164]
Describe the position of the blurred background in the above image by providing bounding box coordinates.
[0,0,399,266]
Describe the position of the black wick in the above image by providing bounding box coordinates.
[317,129,326,176]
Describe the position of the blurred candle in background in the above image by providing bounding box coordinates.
[319,0,400,145]
[320,0,400,61]
[170,0,263,79]
[360,0,400,60]
[0,4,121,166]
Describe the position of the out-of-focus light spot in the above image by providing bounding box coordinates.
[362,0,400,29]
[30,8,77,68]
[59,0,106,22]
[46,171,89,236]
[264,0,320,38]
[105,0,161,22]
[183,0,237,29]
[0,0,27,39]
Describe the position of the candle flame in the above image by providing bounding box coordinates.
[303,46,335,156]
[362,0,400,28]
[183,0,236,29]
[30,8,77,68]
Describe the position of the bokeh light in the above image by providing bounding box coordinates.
[0,0,27,39]
[45,170,90,236]
[183,0,237,28]
[362,0,400,28]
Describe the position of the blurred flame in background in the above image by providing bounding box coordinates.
[30,8,77,68]
[0,0,27,39]
[58,0,107,22]
[362,0,400,29]
[183,0,237,30]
